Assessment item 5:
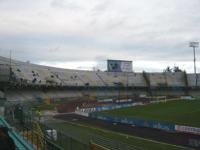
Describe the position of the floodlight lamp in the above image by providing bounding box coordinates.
[189,42,199,48]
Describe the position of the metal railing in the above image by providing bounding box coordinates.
[4,102,143,150]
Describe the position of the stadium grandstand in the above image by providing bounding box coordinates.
[0,56,200,102]
[0,56,200,150]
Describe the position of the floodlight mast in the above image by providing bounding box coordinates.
[9,50,11,81]
[189,42,199,87]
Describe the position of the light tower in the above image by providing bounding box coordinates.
[9,50,12,82]
[189,42,199,87]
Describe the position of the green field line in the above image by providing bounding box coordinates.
[62,119,193,150]
[47,118,193,150]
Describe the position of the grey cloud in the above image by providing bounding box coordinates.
[50,0,83,10]
[91,0,111,15]
[0,0,200,72]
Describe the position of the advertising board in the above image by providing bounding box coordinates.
[175,125,200,135]
[90,114,175,132]
[107,60,132,72]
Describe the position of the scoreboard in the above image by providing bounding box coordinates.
[107,60,132,72]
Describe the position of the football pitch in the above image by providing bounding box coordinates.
[46,120,191,150]
[97,99,200,127]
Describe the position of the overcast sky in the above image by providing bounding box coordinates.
[0,0,200,72]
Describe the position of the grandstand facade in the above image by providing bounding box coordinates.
[0,56,200,102]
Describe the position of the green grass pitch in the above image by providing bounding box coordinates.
[97,99,200,127]
[46,120,190,150]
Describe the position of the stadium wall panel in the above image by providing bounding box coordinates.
[175,125,200,135]
[89,113,175,132]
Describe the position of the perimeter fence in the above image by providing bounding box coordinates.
[4,101,143,150]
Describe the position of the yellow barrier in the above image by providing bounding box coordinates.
[23,122,45,150]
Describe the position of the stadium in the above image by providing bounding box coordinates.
[0,55,200,150]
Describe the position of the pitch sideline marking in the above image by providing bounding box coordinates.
[52,118,194,150]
